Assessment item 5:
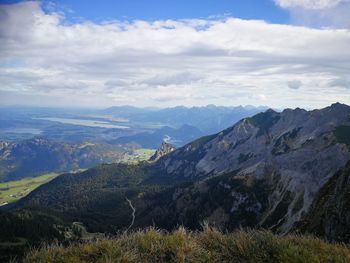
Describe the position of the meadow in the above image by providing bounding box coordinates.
[0,173,58,205]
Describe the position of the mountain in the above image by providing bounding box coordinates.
[113,124,203,148]
[102,105,267,133]
[154,103,350,233]
[149,142,175,162]
[297,161,350,242]
[7,103,350,242]
[0,138,125,182]
[0,105,264,148]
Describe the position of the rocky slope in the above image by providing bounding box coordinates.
[149,142,176,162]
[297,161,350,242]
[155,103,350,233]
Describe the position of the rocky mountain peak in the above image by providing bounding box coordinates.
[154,103,350,233]
[329,102,350,112]
[149,141,176,162]
[265,108,277,113]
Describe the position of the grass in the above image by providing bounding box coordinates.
[0,173,58,205]
[25,226,350,263]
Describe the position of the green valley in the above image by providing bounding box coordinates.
[0,173,58,205]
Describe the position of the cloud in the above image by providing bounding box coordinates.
[275,0,349,9]
[287,80,302,90]
[274,0,350,28]
[143,72,202,87]
[104,79,130,91]
[0,1,350,109]
[329,76,350,88]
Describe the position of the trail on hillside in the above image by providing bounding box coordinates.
[125,197,136,232]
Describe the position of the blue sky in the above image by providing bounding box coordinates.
[0,0,350,109]
[3,0,290,24]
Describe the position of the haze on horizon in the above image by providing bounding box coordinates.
[1,0,350,109]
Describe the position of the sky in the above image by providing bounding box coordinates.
[0,0,350,109]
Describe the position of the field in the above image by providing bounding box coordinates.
[120,148,156,163]
[0,173,58,205]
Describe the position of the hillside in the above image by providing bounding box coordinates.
[113,124,203,148]
[0,138,126,182]
[0,173,58,205]
[297,161,350,242]
[25,227,350,263]
[0,209,68,262]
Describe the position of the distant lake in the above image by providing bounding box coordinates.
[36,117,130,129]
[2,128,42,135]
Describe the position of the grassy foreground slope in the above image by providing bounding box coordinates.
[26,227,350,263]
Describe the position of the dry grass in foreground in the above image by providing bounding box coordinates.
[25,227,350,263]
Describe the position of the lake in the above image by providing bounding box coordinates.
[2,128,43,135]
[36,117,130,129]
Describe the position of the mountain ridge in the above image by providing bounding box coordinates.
[153,102,350,232]
[6,103,350,242]
[102,104,267,133]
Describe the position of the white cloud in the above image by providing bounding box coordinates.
[142,72,202,87]
[329,76,350,88]
[274,0,350,28]
[0,1,350,109]
[275,0,349,9]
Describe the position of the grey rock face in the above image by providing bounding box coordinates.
[297,161,350,242]
[149,142,176,162]
[156,103,350,232]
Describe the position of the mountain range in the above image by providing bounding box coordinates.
[3,102,349,245]
[0,104,266,147]
[101,105,267,134]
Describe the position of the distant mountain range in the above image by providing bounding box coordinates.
[0,105,266,150]
[101,105,267,134]
[0,105,267,183]
[6,103,350,245]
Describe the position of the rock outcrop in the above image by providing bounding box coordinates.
[149,142,175,162]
